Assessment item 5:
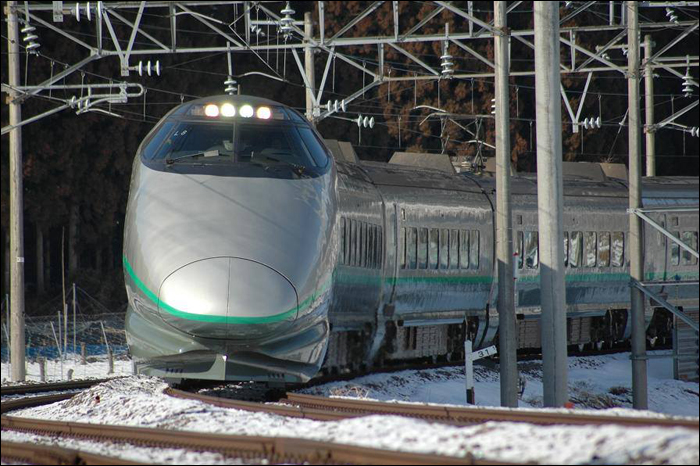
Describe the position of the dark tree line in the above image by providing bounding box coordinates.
[1,2,697,314]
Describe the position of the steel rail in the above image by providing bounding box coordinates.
[1,440,144,465]
[284,393,700,430]
[0,378,115,396]
[1,415,498,465]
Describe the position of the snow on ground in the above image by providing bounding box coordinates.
[1,354,133,385]
[7,376,699,465]
[301,350,699,418]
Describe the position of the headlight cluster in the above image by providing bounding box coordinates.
[203,103,271,119]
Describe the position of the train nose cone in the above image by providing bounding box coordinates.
[158,258,298,339]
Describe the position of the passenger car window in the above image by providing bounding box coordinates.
[598,232,611,267]
[611,232,624,267]
[682,231,698,266]
[584,232,597,268]
[525,231,538,269]
[429,228,439,269]
[563,232,569,267]
[340,217,346,265]
[516,231,524,269]
[418,228,428,269]
[459,230,470,269]
[408,227,418,269]
[671,231,680,266]
[400,227,406,269]
[440,229,450,270]
[450,229,459,269]
[350,219,357,266]
[570,231,582,268]
[470,230,480,269]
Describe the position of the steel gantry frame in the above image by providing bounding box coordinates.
[2,2,699,407]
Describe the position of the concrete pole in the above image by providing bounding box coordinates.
[627,1,648,410]
[644,34,656,177]
[534,1,568,407]
[6,1,26,382]
[494,1,518,408]
[304,12,316,125]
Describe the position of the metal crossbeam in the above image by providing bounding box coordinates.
[632,280,700,331]
[630,208,700,259]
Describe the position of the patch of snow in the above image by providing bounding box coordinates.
[9,376,699,465]
[1,355,133,385]
[301,350,699,418]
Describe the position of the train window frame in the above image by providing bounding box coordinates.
[470,230,480,269]
[598,232,611,267]
[418,228,429,269]
[611,231,624,268]
[440,228,450,270]
[682,231,698,266]
[584,231,597,268]
[570,231,583,268]
[525,231,538,269]
[377,227,383,269]
[450,229,459,269]
[563,232,569,267]
[459,230,470,269]
[429,228,440,269]
[350,219,357,267]
[408,227,418,269]
[297,126,330,168]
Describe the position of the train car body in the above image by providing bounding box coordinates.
[124,95,699,383]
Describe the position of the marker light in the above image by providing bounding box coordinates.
[239,104,254,118]
[220,103,236,117]
[204,104,219,117]
[256,106,272,120]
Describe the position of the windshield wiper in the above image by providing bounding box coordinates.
[166,149,220,165]
[261,156,308,177]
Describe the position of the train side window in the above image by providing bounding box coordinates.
[470,230,480,269]
[584,232,597,268]
[563,232,569,267]
[367,223,377,269]
[611,231,624,267]
[399,227,406,269]
[516,231,524,269]
[570,231,582,268]
[377,226,383,269]
[450,229,459,269]
[408,227,418,269]
[350,219,357,266]
[360,222,366,268]
[440,229,450,269]
[418,228,428,269]
[598,232,611,267]
[525,231,538,269]
[429,228,439,269]
[671,231,680,266]
[459,230,469,269]
[682,231,698,266]
[340,217,346,265]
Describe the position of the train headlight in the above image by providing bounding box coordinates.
[220,103,236,117]
[239,105,254,118]
[204,104,219,117]
[256,106,272,120]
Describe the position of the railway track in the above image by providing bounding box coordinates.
[1,388,504,465]
[167,388,699,430]
[1,378,115,396]
[1,440,143,465]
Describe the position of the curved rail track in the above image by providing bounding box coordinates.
[1,378,115,396]
[1,389,503,465]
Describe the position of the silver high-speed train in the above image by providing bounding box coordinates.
[124,95,699,384]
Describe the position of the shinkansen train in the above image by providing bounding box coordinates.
[123,95,699,383]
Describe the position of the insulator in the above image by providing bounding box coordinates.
[224,77,237,95]
[690,127,699,137]
[666,8,678,23]
[250,25,265,37]
[368,117,375,129]
[363,116,369,128]
[21,25,36,34]
[356,115,362,127]
[490,98,496,115]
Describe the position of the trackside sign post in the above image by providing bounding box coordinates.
[465,340,498,404]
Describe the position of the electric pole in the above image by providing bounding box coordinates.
[6,0,26,382]
[628,1,649,410]
[534,1,568,407]
[644,34,656,177]
[304,11,316,125]
[495,0,518,408]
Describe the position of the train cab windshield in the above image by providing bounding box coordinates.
[141,102,330,177]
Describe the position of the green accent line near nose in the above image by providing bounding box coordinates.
[123,255,298,324]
